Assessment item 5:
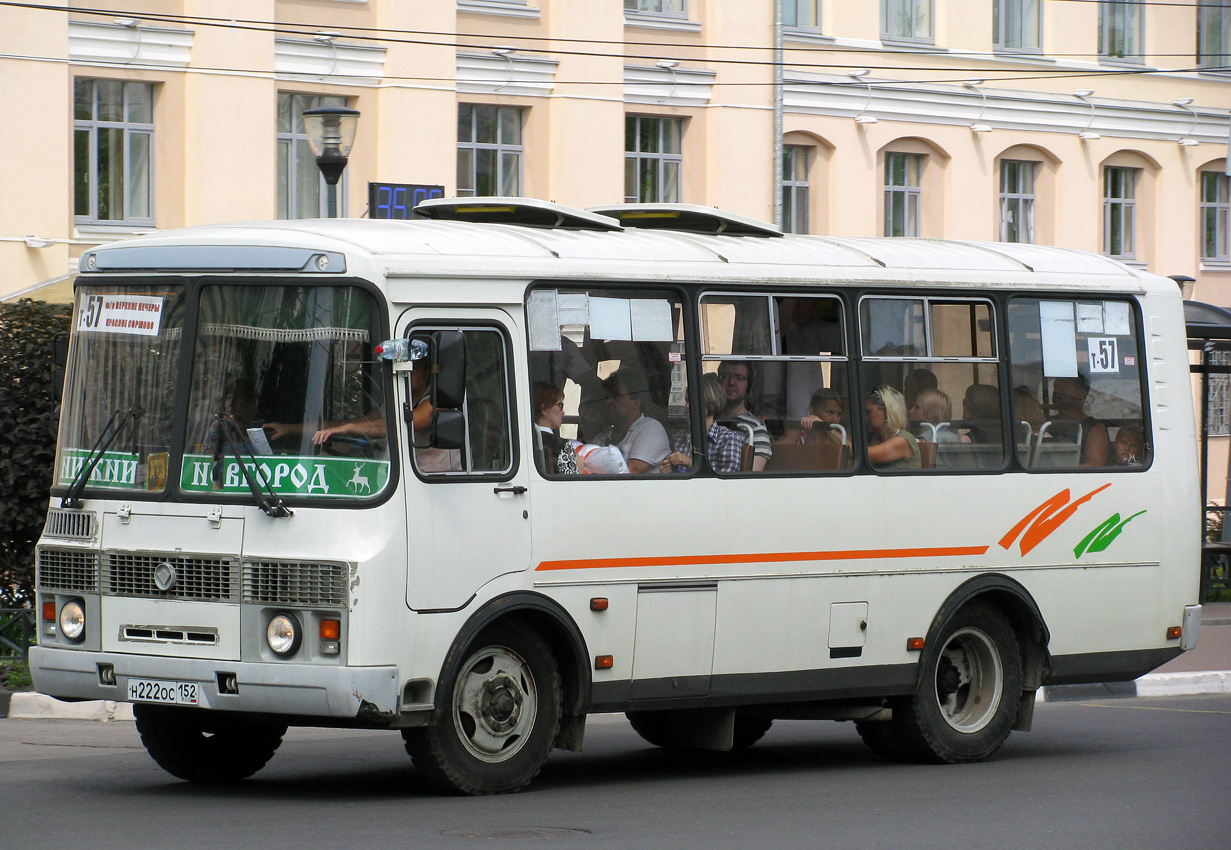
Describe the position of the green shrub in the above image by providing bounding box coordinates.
[1,660,32,689]
[0,300,70,606]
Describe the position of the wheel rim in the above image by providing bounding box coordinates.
[932,626,1003,733]
[451,645,538,763]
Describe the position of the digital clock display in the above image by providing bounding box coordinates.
[368,182,445,219]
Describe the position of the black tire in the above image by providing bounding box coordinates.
[854,717,913,762]
[403,621,561,795]
[895,603,1023,764]
[626,710,773,751]
[133,704,287,783]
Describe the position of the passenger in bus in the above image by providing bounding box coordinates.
[660,374,743,474]
[865,386,921,470]
[595,367,670,474]
[909,388,960,443]
[716,361,772,471]
[533,381,579,475]
[961,383,1003,445]
[798,388,849,447]
[904,368,938,409]
[1113,424,1146,467]
[1013,385,1046,444]
[1050,375,1112,467]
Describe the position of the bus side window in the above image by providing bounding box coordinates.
[1008,298,1148,471]
[859,297,1004,472]
[526,288,688,476]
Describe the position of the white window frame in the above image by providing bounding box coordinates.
[73,79,155,227]
[625,116,683,204]
[782,145,811,235]
[881,0,933,43]
[1103,166,1138,259]
[624,0,686,17]
[1099,0,1143,62]
[1202,171,1231,262]
[994,0,1041,52]
[783,0,821,29]
[1000,160,1036,244]
[884,152,922,237]
[457,104,525,198]
[1209,349,1231,436]
[1198,0,1231,70]
[277,92,349,219]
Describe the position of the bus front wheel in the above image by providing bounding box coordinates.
[895,602,1023,764]
[403,621,562,795]
[133,704,287,782]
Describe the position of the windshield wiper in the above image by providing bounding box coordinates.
[61,407,140,509]
[217,418,293,518]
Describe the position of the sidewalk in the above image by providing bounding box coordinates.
[4,604,1229,719]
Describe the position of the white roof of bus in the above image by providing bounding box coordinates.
[84,216,1151,288]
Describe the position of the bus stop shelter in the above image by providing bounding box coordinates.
[1186,299,1231,602]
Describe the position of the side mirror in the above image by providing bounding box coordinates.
[429,409,465,450]
[52,332,69,403]
[431,330,466,409]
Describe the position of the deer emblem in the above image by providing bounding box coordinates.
[346,464,371,493]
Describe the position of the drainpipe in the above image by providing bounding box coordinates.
[773,0,784,228]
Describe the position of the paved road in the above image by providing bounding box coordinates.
[4,694,1228,850]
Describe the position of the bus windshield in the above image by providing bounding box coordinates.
[56,282,391,501]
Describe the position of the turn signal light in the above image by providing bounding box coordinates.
[1166,626,1182,640]
[590,598,609,611]
[42,600,56,621]
[320,619,341,641]
[594,655,614,670]
[906,637,925,651]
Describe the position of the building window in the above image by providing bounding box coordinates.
[994,0,1041,51]
[625,0,686,15]
[625,116,682,203]
[1000,160,1036,243]
[784,0,820,28]
[1199,0,1231,70]
[782,146,810,234]
[1103,166,1138,259]
[1099,0,1142,62]
[73,79,154,225]
[277,93,348,219]
[1202,171,1230,262]
[457,104,524,197]
[882,0,932,41]
[884,153,921,237]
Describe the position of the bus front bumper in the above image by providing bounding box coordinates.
[29,646,399,722]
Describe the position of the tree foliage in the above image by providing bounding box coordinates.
[0,300,70,605]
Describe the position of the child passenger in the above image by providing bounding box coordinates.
[798,388,848,446]
[1113,425,1146,467]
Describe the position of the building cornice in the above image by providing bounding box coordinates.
[457,50,558,96]
[625,64,715,108]
[275,37,386,85]
[68,19,193,68]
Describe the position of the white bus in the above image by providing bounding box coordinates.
[31,199,1202,794]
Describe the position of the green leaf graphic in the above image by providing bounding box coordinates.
[1074,510,1147,558]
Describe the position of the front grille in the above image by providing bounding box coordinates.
[104,553,237,602]
[37,548,100,592]
[43,509,97,540]
[243,560,349,607]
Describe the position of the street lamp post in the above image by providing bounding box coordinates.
[301,106,360,218]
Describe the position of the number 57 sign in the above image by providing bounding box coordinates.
[1088,337,1119,373]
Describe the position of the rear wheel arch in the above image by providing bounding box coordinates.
[918,574,1050,693]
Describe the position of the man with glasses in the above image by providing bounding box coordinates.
[717,361,771,471]
[596,367,670,474]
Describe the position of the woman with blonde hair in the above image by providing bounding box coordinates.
[909,388,959,443]
[865,385,920,470]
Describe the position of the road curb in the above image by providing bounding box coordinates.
[4,670,1229,719]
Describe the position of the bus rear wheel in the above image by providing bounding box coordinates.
[895,603,1022,764]
[403,621,561,795]
[133,704,287,783]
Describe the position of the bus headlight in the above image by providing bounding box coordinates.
[266,612,302,658]
[59,600,86,642]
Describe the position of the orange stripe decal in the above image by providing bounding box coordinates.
[535,545,990,572]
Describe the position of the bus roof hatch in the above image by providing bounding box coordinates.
[413,197,623,232]
[587,203,783,238]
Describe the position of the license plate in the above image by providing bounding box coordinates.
[127,678,199,705]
